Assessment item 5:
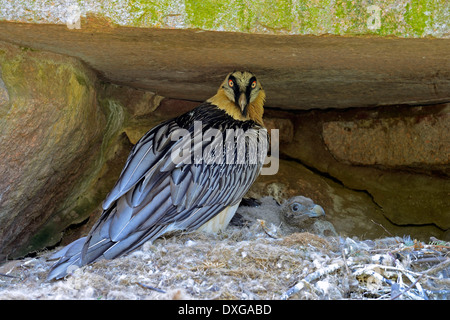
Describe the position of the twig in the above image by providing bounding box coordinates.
[421,258,450,276]
[424,289,450,297]
[281,263,342,300]
[390,283,401,300]
[0,272,19,279]
[391,274,424,300]
[370,219,394,237]
[395,260,428,300]
[351,263,428,299]
[411,257,446,265]
[257,219,278,239]
[353,263,423,278]
[136,282,166,293]
[340,238,352,297]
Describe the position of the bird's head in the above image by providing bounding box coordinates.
[208,71,266,125]
[281,196,326,228]
[221,71,264,116]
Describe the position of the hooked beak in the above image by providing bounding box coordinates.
[306,205,326,218]
[238,92,248,113]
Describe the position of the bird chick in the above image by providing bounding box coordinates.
[280,196,325,229]
[280,196,337,237]
[236,196,337,237]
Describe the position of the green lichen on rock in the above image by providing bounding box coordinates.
[0,0,448,38]
[0,41,108,258]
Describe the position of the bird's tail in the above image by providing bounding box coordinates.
[47,203,173,281]
[46,228,118,281]
[47,205,117,281]
[46,236,88,281]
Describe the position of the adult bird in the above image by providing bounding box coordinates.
[47,71,268,280]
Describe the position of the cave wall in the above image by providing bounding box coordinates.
[0,2,449,259]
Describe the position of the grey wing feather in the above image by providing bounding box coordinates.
[102,121,174,210]
[47,114,266,280]
[49,237,86,260]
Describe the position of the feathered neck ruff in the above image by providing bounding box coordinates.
[207,89,266,127]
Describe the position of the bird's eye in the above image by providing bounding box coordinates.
[251,81,257,89]
[291,203,301,212]
[228,79,234,87]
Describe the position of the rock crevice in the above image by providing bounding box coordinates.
[0,20,449,259]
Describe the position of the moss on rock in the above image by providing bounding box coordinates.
[0,42,106,258]
[0,0,448,38]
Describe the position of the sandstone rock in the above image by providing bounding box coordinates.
[0,69,9,107]
[1,0,449,38]
[280,105,450,236]
[102,84,164,118]
[264,117,294,144]
[0,22,449,111]
[0,41,106,259]
[322,107,450,168]
[0,47,177,258]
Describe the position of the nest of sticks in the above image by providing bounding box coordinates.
[0,220,449,300]
[281,233,450,300]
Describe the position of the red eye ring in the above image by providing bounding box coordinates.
[228,79,234,87]
[251,81,257,89]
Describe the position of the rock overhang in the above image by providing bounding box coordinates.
[0,0,449,110]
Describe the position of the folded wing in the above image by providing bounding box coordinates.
[47,104,267,280]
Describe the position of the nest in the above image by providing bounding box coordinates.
[0,221,448,300]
